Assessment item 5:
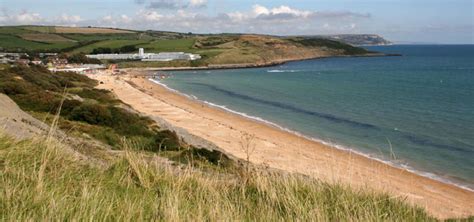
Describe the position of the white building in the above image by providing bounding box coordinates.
[48,64,107,74]
[86,48,201,62]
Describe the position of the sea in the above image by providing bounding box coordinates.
[156,45,474,191]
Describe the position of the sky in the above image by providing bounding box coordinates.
[0,0,473,44]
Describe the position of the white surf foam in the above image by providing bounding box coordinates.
[267,69,300,73]
[148,77,474,192]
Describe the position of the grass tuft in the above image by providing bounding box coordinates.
[0,131,434,221]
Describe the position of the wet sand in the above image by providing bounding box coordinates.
[92,73,474,219]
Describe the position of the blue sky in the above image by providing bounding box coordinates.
[1,0,473,43]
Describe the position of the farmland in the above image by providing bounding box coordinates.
[0,34,76,51]
[20,33,76,43]
[54,26,135,34]
[0,25,377,67]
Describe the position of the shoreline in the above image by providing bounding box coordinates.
[121,52,398,72]
[148,79,474,193]
[91,73,474,219]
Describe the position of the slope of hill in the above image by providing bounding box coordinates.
[0,65,437,221]
[312,34,392,46]
[0,26,385,68]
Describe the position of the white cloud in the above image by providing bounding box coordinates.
[93,5,371,35]
[142,10,163,21]
[137,0,207,9]
[253,5,313,19]
[101,15,113,22]
[56,14,83,24]
[15,12,43,23]
[252,5,270,16]
[0,11,44,25]
[0,5,371,36]
[190,0,207,7]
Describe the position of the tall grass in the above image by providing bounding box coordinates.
[0,131,433,221]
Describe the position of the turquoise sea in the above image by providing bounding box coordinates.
[157,45,474,190]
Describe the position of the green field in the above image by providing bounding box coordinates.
[0,26,34,34]
[71,39,150,54]
[63,33,148,41]
[0,34,76,51]
[21,25,56,33]
[0,25,373,67]
[137,38,196,52]
[0,26,199,54]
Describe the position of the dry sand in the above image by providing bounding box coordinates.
[91,73,474,219]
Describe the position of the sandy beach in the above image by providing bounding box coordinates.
[91,73,474,219]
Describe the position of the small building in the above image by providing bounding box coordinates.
[16,59,30,65]
[48,64,106,74]
[39,53,58,58]
[49,58,68,66]
[86,48,201,62]
[0,56,14,64]
[31,59,43,65]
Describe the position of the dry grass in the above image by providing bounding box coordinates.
[0,128,435,221]
[0,93,433,221]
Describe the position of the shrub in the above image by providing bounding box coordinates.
[76,88,116,104]
[70,104,112,125]
[177,147,234,168]
[13,91,59,113]
[151,130,181,151]
[67,53,102,64]
[107,107,155,136]
[0,81,29,95]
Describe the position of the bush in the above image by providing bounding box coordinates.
[68,53,102,64]
[0,65,196,154]
[0,81,29,95]
[150,130,182,151]
[92,47,112,54]
[13,91,59,113]
[70,104,112,126]
[118,45,137,53]
[68,104,155,138]
[177,147,234,168]
[76,88,116,103]
[107,107,155,136]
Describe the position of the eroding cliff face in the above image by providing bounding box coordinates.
[0,93,51,139]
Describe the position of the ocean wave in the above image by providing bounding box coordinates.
[267,69,301,73]
[148,78,474,192]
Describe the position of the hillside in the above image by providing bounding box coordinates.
[0,26,382,68]
[0,65,236,168]
[312,34,392,46]
[0,65,438,221]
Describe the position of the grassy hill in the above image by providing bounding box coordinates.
[0,131,435,221]
[0,26,376,68]
[0,65,438,220]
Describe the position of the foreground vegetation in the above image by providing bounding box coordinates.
[0,65,232,168]
[0,131,434,221]
[0,65,452,221]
